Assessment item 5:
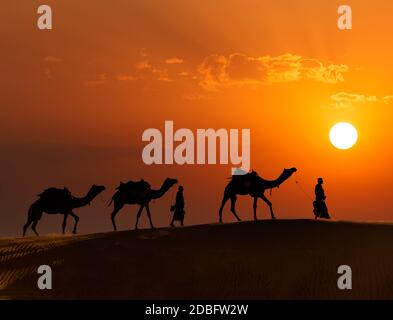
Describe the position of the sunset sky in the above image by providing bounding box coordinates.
[1,0,393,236]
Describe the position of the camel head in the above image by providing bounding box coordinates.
[87,184,106,198]
[71,185,106,208]
[282,168,297,180]
[163,178,179,189]
[263,167,297,190]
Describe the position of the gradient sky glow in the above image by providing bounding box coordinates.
[1,0,393,236]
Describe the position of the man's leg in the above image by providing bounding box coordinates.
[321,202,330,219]
[313,201,320,219]
[170,216,175,227]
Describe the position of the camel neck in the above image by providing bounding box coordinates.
[71,197,89,209]
[71,190,97,208]
[150,182,171,200]
[263,173,288,189]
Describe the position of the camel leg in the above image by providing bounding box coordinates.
[230,196,241,222]
[69,211,80,234]
[23,203,42,237]
[260,194,275,219]
[170,215,175,227]
[219,193,230,223]
[110,203,124,231]
[253,197,258,221]
[30,210,43,236]
[23,219,33,237]
[62,213,69,234]
[134,205,144,230]
[31,219,40,236]
[111,208,120,231]
[145,203,155,229]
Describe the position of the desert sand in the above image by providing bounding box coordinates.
[1,219,393,300]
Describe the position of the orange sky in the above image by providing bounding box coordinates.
[1,0,393,236]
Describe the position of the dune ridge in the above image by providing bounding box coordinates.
[1,219,393,300]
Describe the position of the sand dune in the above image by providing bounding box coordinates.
[1,220,393,299]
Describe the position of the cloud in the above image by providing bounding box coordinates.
[197,53,349,90]
[135,61,153,70]
[116,74,138,81]
[43,56,62,63]
[382,95,393,104]
[134,60,172,82]
[42,56,62,79]
[330,92,393,108]
[299,58,348,84]
[44,67,52,79]
[182,93,210,100]
[86,52,348,91]
[139,48,148,57]
[84,74,106,87]
[156,69,171,82]
[165,58,184,64]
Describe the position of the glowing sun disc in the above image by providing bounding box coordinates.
[329,122,358,150]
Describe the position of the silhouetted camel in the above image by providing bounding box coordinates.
[218,168,297,222]
[109,178,178,230]
[23,184,105,236]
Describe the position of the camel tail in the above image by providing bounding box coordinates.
[108,191,119,207]
[107,198,113,207]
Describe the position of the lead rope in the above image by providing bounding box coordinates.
[294,178,313,201]
[99,192,110,204]
[168,187,176,217]
[169,187,176,206]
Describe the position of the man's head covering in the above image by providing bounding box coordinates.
[317,177,323,184]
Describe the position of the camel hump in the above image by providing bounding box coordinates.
[38,187,72,201]
[230,170,259,180]
[116,179,151,191]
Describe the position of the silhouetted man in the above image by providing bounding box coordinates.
[313,177,331,219]
[170,186,185,227]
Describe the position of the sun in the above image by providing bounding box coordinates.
[329,122,358,150]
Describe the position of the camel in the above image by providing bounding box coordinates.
[109,177,178,231]
[218,168,297,222]
[23,184,106,236]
